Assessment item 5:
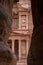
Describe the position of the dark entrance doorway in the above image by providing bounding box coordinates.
[14,39,19,60]
[7,40,12,49]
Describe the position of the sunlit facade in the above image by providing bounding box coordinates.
[8,0,33,65]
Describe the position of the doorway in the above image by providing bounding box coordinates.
[14,39,19,60]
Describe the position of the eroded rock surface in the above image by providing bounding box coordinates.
[0,41,17,65]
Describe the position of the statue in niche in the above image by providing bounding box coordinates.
[21,15,26,26]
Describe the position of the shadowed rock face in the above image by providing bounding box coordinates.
[0,1,12,40]
[0,0,17,65]
[0,41,17,65]
[27,0,43,65]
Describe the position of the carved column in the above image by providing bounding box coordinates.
[26,40,29,55]
[19,40,21,60]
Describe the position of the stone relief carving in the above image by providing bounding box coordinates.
[21,4,29,9]
[21,15,26,29]
[12,4,18,14]
[17,2,31,10]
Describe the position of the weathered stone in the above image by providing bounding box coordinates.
[27,0,43,65]
[0,0,17,65]
[0,41,17,65]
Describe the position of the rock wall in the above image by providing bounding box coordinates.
[27,0,43,65]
